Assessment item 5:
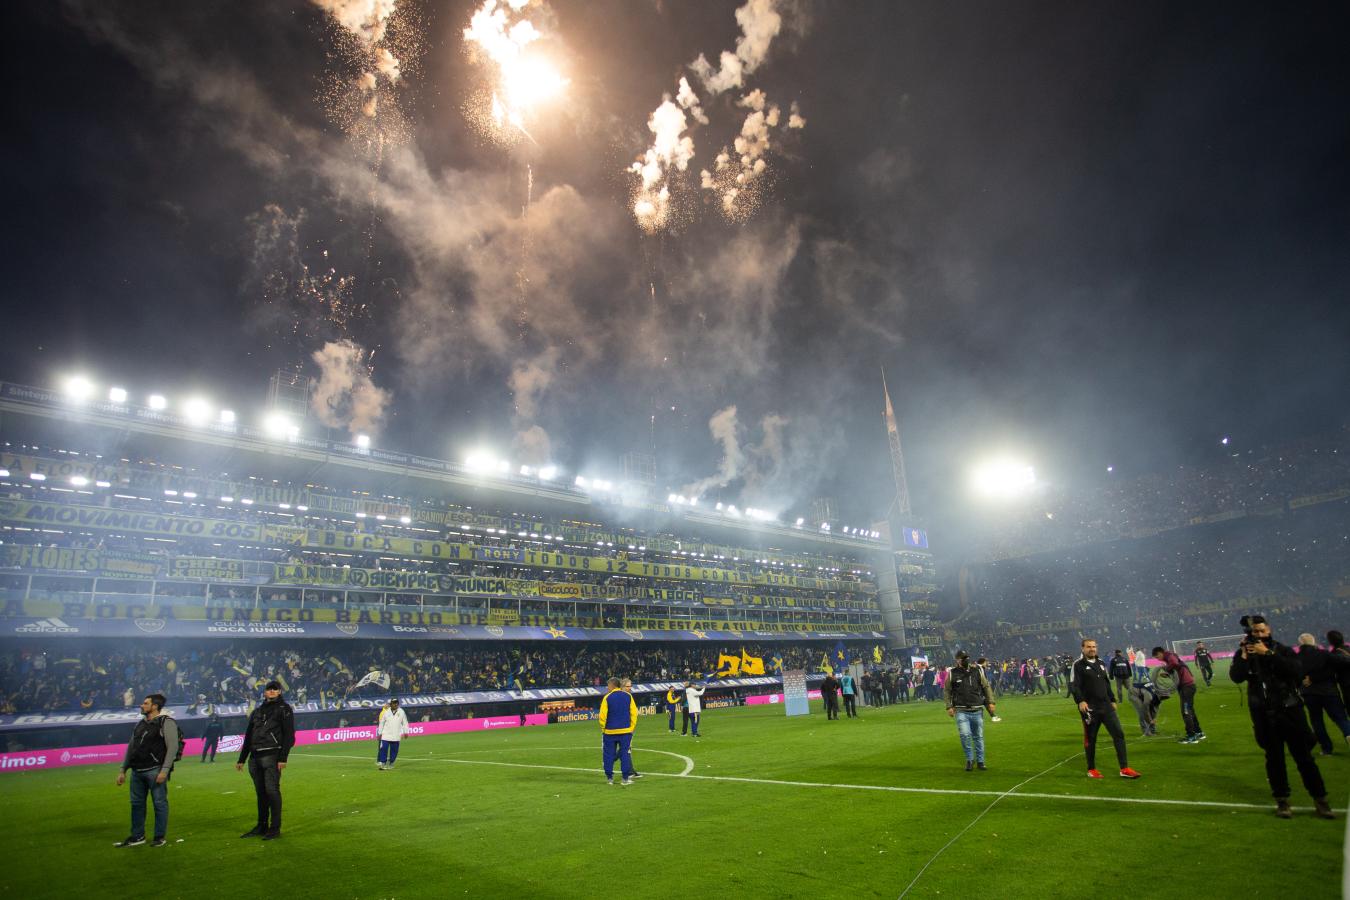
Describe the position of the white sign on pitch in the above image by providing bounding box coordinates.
[781,669,810,717]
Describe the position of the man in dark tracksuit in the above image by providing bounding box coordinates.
[1230,618,1334,819]
[1194,643,1215,687]
[1109,651,1132,705]
[201,713,224,762]
[236,681,296,840]
[820,674,841,720]
[1070,639,1140,779]
[1296,634,1350,755]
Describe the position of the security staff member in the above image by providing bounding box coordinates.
[236,681,296,839]
[1230,617,1334,819]
[1070,639,1141,779]
[599,677,638,785]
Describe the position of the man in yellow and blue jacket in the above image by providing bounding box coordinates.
[600,677,638,786]
[665,685,684,733]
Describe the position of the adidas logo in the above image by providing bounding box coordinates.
[14,618,79,634]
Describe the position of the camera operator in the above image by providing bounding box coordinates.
[1229,616,1334,820]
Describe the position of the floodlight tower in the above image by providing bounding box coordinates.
[882,367,911,518]
[267,368,309,421]
[875,367,916,647]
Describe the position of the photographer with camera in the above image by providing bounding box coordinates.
[1229,616,1334,820]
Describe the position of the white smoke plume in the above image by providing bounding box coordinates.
[689,0,782,96]
[787,100,806,129]
[310,339,391,435]
[514,424,552,465]
[634,0,799,230]
[683,406,744,498]
[312,0,398,45]
[629,99,696,232]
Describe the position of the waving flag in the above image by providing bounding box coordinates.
[354,670,390,690]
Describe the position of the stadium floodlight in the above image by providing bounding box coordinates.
[70,476,89,487]
[668,493,678,503]
[538,465,557,481]
[354,433,370,449]
[575,475,589,487]
[95,480,111,488]
[0,469,9,478]
[279,503,291,510]
[376,514,387,521]
[183,491,198,499]
[219,409,236,425]
[64,376,95,402]
[970,459,1036,500]
[1106,465,1114,473]
[220,496,233,503]
[296,505,308,511]
[1220,436,1230,446]
[240,498,254,506]
[715,502,724,511]
[147,394,168,410]
[108,386,128,403]
[355,512,367,518]
[400,516,412,525]
[183,397,211,426]
[727,505,739,516]
[263,412,293,439]
[519,464,534,477]
[465,452,494,473]
[164,489,178,497]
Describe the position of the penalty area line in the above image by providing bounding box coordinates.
[291,752,1341,813]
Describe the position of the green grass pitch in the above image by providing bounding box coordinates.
[3,666,1346,898]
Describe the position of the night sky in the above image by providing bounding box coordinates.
[2,1,1347,535]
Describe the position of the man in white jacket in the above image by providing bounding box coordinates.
[684,682,707,738]
[376,698,410,770]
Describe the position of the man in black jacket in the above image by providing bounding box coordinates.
[114,693,179,848]
[236,681,296,840]
[1295,633,1350,756]
[1194,643,1215,687]
[1109,650,1132,702]
[820,673,841,720]
[200,712,224,763]
[1069,639,1140,779]
[1229,617,1333,819]
[944,651,996,771]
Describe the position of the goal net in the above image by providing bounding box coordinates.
[1169,634,1246,659]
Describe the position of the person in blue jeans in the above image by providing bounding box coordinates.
[115,693,179,847]
[944,652,996,771]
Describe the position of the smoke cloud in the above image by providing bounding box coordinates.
[689,0,783,96]
[310,339,391,435]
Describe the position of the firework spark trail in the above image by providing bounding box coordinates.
[463,0,568,146]
[628,0,802,232]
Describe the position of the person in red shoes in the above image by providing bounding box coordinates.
[1070,638,1141,779]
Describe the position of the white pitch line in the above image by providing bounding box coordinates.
[292,751,1342,813]
[897,752,1079,899]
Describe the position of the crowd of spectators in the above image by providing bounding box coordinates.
[979,433,1349,561]
[0,639,865,714]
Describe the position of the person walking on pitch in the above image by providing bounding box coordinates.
[376,698,410,770]
[114,693,180,848]
[944,651,995,771]
[665,685,683,733]
[1071,639,1141,779]
[684,681,707,737]
[236,680,295,840]
[599,677,637,785]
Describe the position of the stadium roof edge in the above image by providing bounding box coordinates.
[0,381,889,558]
